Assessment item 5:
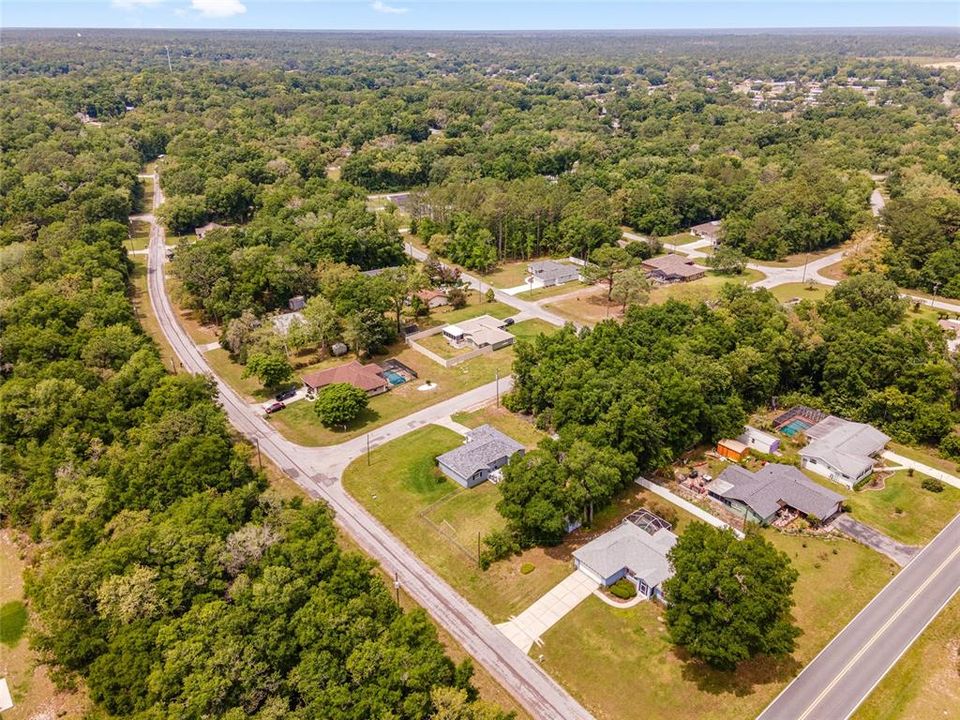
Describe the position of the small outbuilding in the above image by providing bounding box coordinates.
[288,295,306,311]
[415,288,449,309]
[195,222,226,240]
[717,438,749,462]
[737,426,780,455]
[690,220,722,244]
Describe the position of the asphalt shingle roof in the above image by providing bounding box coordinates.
[436,425,524,479]
[573,522,677,587]
[712,463,844,520]
[800,416,890,479]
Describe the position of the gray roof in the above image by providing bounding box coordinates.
[800,416,890,479]
[361,266,400,277]
[642,253,707,279]
[529,260,579,282]
[573,522,677,586]
[436,424,524,478]
[711,463,844,520]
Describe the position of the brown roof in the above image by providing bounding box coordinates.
[416,288,448,302]
[642,253,707,279]
[301,360,387,392]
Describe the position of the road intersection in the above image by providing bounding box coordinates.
[141,173,960,719]
[143,172,594,720]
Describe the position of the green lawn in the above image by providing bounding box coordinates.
[204,347,275,401]
[842,470,960,545]
[414,332,475,360]
[417,299,517,330]
[0,601,27,646]
[854,594,960,720]
[341,425,573,621]
[513,281,588,301]
[267,346,515,447]
[127,219,151,250]
[887,441,960,476]
[451,404,548,448]
[508,318,561,341]
[538,531,896,720]
[769,282,832,304]
[647,269,765,306]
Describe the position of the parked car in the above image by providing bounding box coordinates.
[275,387,297,402]
[265,401,285,414]
[503,317,515,326]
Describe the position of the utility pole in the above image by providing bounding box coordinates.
[366,433,371,465]
[477,531,481,564]
[255,438,262,469]
[932,282,940,308]
[394,572,400,604]
[495,368,500,407]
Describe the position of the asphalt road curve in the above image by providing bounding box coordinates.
[144,173,593,720]
[758,511,960,720]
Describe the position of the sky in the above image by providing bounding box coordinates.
[2,0,959,31]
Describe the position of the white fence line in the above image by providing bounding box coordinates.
[635,477,745,539]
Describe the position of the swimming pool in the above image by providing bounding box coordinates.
[780,418,813,437]
[383,370,407,386]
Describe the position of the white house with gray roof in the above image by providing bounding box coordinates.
[436,424,524,488]
[707,463,844,524]
[527,259,581,287]
[573,512,677,601]
[799,416,890,487]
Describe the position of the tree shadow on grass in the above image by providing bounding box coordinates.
[675,646,802,697]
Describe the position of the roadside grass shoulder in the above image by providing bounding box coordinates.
[538,531,895,720]
[342,424,572,621]
[803,469,960,545]
[127,219,151,250]
[852,594,960,720]
[128,255,180,372]
[769,282,831,304]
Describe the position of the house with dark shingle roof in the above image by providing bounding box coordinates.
[436,425,524,488]
[706,463,844,524]
[641,253,707,282]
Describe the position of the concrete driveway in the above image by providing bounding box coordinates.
[831,514,920,567]
[497,570,598,653]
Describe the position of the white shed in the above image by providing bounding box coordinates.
[737,426,780,455]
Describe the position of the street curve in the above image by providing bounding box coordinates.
[143,172,594,720]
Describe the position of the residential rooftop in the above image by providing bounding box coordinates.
[709,463,845,521]
[436,424,524,480]
[573,522,677,588]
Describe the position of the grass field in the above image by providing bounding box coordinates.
[546,271,764,326]
[538,531,896,720]
[843,470,960,545]
[546,286,622,326]
[647,269,765,305]
[342,424,573,621]
[417,298,517,330]
[127,219,151,250]
[451,404,548,448]
[129,255,180,372]
[853,594,960,720]
[415,332,475,359]
[513,281,589,301]
[268,346,515,446]
[888,441,960,476]
[0,532,90,719]
[508,318,561,340]
[769,282,832,304]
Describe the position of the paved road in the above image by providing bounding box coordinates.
[143,173,592,720]
[404,242,570,328]
[758,511,960,720]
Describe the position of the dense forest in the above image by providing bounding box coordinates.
[500,276,960,544]
[1,28,959,715]
[0,32,512,720]
[3,29,956,295]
